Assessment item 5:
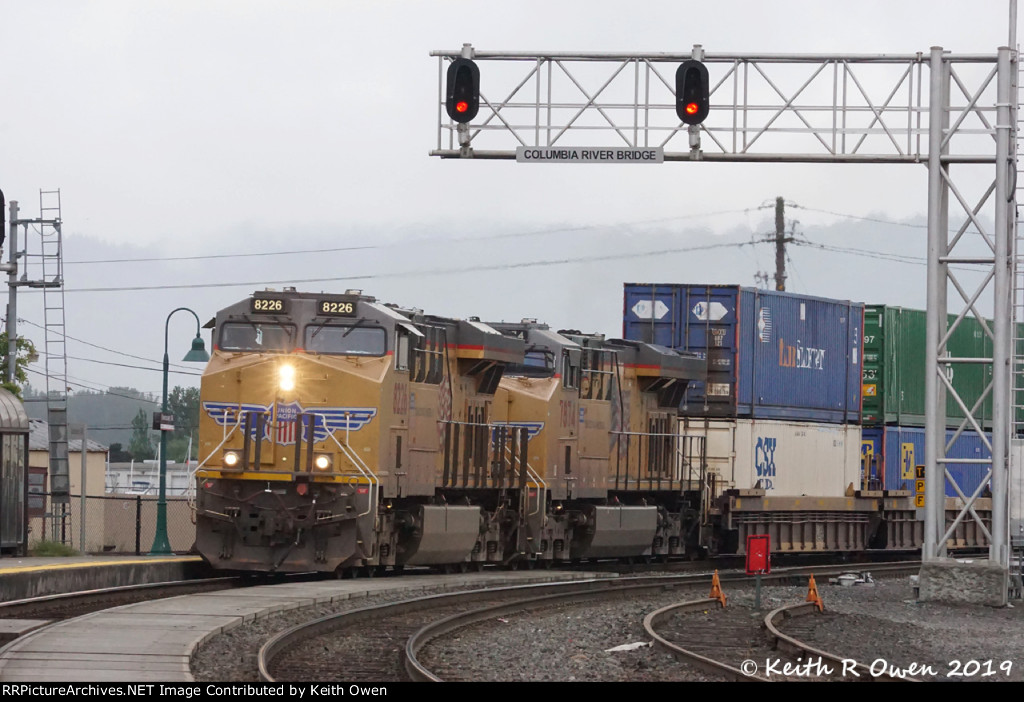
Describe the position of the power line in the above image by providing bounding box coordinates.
[62,207,756,266]
[790,204,929,229]
[15,317,196,372]
[60,239,757,293]
[64,353,202,377]
[25,367,161,404]
[29,341,202,377]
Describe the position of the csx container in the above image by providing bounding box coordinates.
[861,305,992,428]
[623,284,863,423]
[861,425,991,498]
[680,417,863,497]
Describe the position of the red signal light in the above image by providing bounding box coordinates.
[675,60,709,125]
[445,58,480,123]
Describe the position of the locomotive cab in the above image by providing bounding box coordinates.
[195,289,537,574]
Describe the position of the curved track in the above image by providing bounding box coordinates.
[643,568,921,682]
[259,562,919,682]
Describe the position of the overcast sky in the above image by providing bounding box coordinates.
[0,0,1017,400]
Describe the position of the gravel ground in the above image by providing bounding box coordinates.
[190,571,1024,683]
[771,576,1024,682]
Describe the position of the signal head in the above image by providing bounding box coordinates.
[445,57,480,123]
[675,59,710,125]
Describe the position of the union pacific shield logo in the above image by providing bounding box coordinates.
[491,421,544,441]
[202,401,377,445]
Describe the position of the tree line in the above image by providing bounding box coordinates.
[24,384,200,463]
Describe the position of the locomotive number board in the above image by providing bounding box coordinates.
[317,299,357,316]
[251,296,289,314]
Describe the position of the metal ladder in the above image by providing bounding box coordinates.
[30,190,71,541]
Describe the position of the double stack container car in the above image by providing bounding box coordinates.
[623,284,991,554]
[860,304,992,502]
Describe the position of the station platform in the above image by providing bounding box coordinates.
[0,554,206,602]
[0,568,605,682]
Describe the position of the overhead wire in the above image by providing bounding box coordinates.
[25,367,160,404]
[62,206,757,266]
[59,238,760,293]
[14,317,196,372]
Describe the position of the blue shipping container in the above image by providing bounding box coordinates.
[623,284,863,423]
[861,425,991,498]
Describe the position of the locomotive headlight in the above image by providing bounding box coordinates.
[279,364,296,392]
[313,453,333,472]
[222,450,241,469]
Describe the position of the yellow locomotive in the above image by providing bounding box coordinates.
[194,289,706,573]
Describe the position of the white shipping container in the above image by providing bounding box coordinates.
[680,418,863,498]
[1011,439,1024,536]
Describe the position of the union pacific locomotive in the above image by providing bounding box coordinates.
[193,289,708,573]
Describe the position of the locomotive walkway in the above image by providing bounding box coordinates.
[0,563,602,682]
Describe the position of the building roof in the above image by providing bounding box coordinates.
[0,388,28,431]
[29,418,109,453]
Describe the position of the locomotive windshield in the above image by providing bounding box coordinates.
[304,324,387,356]
[219,323,295,352]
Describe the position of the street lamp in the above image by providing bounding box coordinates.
[150,307,209,555]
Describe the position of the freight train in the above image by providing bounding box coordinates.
[191,286,992,574]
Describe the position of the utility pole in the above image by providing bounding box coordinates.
[5,199,18,387]
[753,196,795,290]
[774,196,787,291]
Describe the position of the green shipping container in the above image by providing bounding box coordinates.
[862,305,993,428]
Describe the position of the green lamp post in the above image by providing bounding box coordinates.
[150,307,209,555]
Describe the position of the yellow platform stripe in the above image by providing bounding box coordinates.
[0,555,202,574]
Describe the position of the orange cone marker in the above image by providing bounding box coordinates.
[709,569,727,607]
[806,573,823,612]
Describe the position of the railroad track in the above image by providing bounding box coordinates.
[259,578,672,682]
[644,567,921,682]
[259,562,919,682]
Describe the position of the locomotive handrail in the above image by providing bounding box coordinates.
[500,443,547,518]
[187,410,246,510]
[315,412,378,520]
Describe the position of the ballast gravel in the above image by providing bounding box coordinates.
[190,571,1024,683]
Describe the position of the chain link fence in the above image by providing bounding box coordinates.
[30,492,196,555]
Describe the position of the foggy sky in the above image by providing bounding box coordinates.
[0,0,1015,397]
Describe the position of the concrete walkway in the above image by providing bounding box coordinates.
[0,570,599,681]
